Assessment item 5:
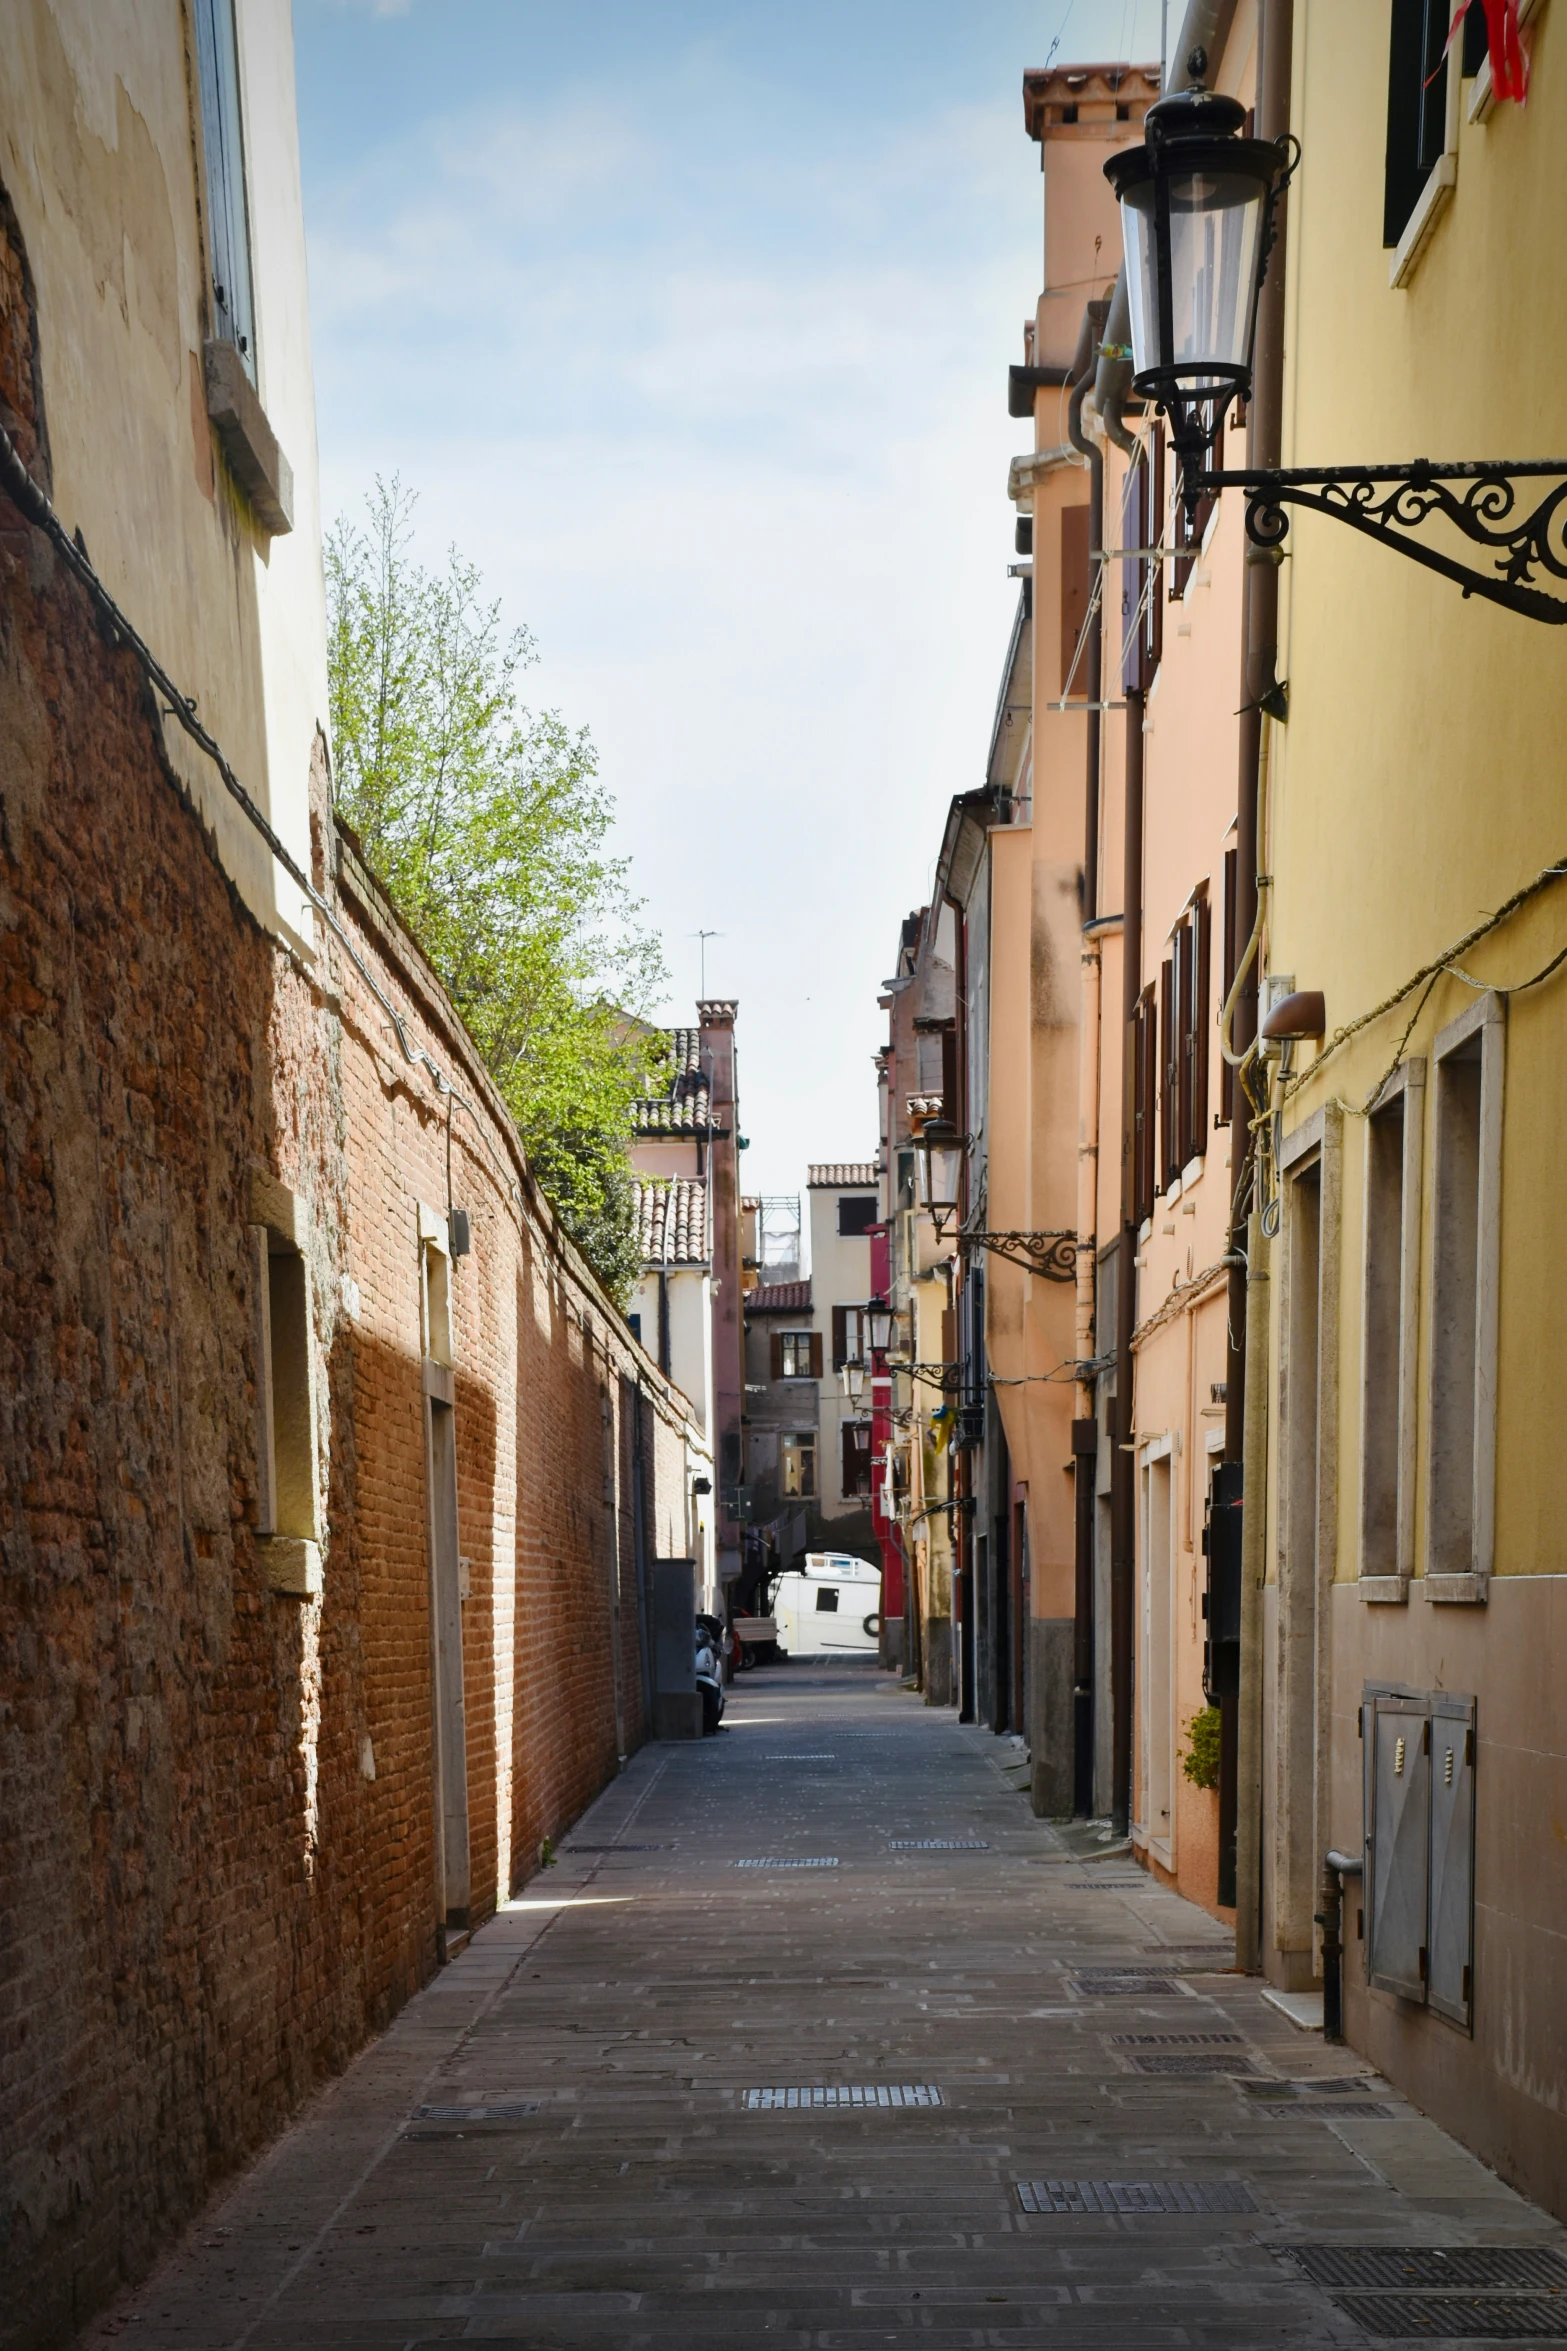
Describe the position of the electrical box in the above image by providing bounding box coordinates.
[1363,1682,1475,2032]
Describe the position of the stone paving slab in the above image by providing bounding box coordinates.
[81,1666,1567,2348]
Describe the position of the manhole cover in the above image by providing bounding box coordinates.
[1293,2250,1567,2292]
[1330,2293,1567,2337]
[889,1839,989,1850]
[734,1856,839,1869]
[1126,2053,1260,2076]
[1018,2179,1256,2214]
[744,2084,943,2109]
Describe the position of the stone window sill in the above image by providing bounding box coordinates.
[1422,1570,1488,1605]
[1389,153,1456,289]
[260,1534,321,1596]
[1357,1574,1409,1603]
[205,339,293,535]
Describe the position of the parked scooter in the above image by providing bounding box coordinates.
[694,1613,726,1736]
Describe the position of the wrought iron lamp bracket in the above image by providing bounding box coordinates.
[1194,460,1567,625]
[960,1229,1078,1281]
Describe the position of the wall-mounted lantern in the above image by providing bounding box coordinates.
[1105,50,1567,624]
[916,1119,965,1236]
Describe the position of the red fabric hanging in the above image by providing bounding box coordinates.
[1446,0,1530,103]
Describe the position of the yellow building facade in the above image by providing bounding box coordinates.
[1261,0,1567,2216]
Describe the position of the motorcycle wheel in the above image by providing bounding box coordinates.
[739,1642,757,1671]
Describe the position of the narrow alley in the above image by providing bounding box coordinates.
[86,1666,1566,2350]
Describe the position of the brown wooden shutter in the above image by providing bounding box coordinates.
[1159,955,1177,1192]
[1220,848,1237,1121]
[1192,889,1212,1151]
[1131,984,1157,1227]
[808,1332,823,1379]
[831,1305,846,1369]
[1175,920,1195,1172]
[940,1022,958,1123]
[770,1332,783,1381]
[1061,502,1091,694]
[1122,435,1165,694]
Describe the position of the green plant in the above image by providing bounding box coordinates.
[1180,1704,1223,1791]
[326,477,667,1301]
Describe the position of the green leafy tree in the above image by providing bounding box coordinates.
[325,478,666,1301]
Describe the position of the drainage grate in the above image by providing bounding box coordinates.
[1070,1973,1179,1996]
[745,2084,943,2110]
[412,2101,541,2121]
[1126,2053,1260,2076]
[1330,2293,1567,2337]
[1111,2033,1244,2046]
[1071,1877,1148,1890]
[889,1839,989,1850]
[1018,2179,1257,2215]
[1073,1964,1191,1979]
[1278,2102,1394,2119]
[562,1843,666,1853]
[1292,2249,1567,2293]
[1148,1943,1236,1957]
[734,1856,839,1869]
[762,1753,836,1761]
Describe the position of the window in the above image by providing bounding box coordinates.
[1360,1062,1424,1590]
[1384,0,1451,246]
[627,1311,642,1344]
[1426,994,1504,1593]
[832,1305,868,1369]
[193,0,256,375]
[256,1232,315,1542]
[841,1419,873,1498]
[773,1330,822,1381]
[1158,892,1212,1187]
[781,1433,817,1499]
[815,1585,840,1613]
[837,1195,877,1238]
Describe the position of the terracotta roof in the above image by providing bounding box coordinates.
[807,1162,879,1189]
[745,1280,812,1314]
[631,1025,714,1137]
[633,1177,709,1267]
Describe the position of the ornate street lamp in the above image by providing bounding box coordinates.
[840,1360,866,1405]
[866,1298,895,1356]
[916,1118,965,1235]
[1105,77,1292,490]
[1105,53,1567,625]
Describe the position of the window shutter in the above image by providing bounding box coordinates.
[808,1332,824,1380]
[1159,955,1177,1191]
[770,1332,783,1381]
[941,1024,959,1122]
[841,1421,857,1497]
[1192,889,1212,1152]
[832,1305,847,1369]
[1220,848,1238,1122]
[1061,503,1091,695]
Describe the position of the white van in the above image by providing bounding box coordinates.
[771,1552,882,1657]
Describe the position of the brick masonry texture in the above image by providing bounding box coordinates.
[0,244,703,2349]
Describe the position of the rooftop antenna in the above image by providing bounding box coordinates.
[691,929,723,996]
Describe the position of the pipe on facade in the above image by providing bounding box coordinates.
[1230,0,1294,1976]
[1072,930,1103,1812]
[1110,683,1145,1838]
[1318,1851,1364,2044]
[1067,297,1112,924]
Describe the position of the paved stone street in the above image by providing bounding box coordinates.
[88,1666,1566,2349]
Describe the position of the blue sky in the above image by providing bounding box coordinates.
[294,0,1166,1203]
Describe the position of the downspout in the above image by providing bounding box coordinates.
[1066,298,1110,1813]
[1103,0,1237,1839]
[1232,0,1293,1980]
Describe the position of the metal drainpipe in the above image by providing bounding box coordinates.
[1231,0,1294,1978]
[1102,0,1238,1842]
[1067,301,1111,1815]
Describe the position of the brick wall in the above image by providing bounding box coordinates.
[0,233,703,2348]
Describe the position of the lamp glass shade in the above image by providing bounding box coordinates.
[1122,165,1267,389]
[866,1301,894,1353]
[840,1363,865,1404]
